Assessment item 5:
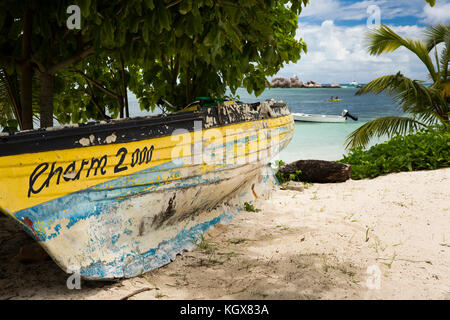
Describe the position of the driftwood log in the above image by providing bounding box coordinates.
[279,160,351,183]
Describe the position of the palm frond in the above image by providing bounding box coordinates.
[366,25,437,82]
[439,34,450,82]
[345,116,427,149]
[366,25,404,55]
[394,84,446,115]
[356,72,418,96]
[414,107,449,125]
[424,24,450,51]
[356,73,448,119]
[442,81,450,99]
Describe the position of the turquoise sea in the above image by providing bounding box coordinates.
[127,87,402,163]
[233,87,402,162]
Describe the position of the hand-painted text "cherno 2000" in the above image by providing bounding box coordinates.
[27,145,154,197]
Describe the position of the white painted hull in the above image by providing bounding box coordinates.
[293,113,346,123]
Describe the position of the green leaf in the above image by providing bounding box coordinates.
[179,0,192,15]
[129,17,140,33]
[142,20,150,43]
[157,3,171,32]
[0,11,5,29]
[144,0,155,10]
[203,27,217,46]
[79,0,91,18]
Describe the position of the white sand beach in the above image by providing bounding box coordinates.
[1,168,449,300]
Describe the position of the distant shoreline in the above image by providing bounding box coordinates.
[269,76,363,89]
[267,85,361,89]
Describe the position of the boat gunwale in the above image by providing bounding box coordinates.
[0,111,204,144]
[0,103,291,157]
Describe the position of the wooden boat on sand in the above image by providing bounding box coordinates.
[0,100,294,279]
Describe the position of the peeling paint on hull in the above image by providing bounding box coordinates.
[0,102,294,279]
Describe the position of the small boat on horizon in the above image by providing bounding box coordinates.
[0,99,294,280]
[293,109,358,123]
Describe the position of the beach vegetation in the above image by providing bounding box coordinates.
[194,234,217,254]
[345,24,449,148]
[155,292,167,299]
[243,202,261,212]
[228,238,248,245]
[380,253,397,269]
[273,160,314,186]
[365,228,371,242]
[275,169,303,184]
[340,125,450,179]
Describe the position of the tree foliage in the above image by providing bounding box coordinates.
[129,0,308,111]
[0,0,309,130]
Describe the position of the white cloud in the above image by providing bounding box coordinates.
[276,21,429,84]
[300,0,341,19]
[421,2,450,24]
[300,0,429,22]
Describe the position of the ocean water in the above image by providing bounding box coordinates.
[232,87,403,162]
[127,87,402,162]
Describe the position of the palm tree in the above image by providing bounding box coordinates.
[345,24,449,148]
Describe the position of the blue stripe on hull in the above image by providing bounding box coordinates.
[79,212,235,279]
[13,159,277,279]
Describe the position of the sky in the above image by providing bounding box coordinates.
[276,0,450,84]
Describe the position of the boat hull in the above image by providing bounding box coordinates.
[0,101,293,279]
[293,113,346,123]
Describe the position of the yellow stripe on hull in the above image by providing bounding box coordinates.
[0,115,293,215]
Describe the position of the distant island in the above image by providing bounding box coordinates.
[270,75,344,88]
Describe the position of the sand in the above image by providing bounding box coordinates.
[0,168,449,300]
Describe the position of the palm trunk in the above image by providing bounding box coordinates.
[171,55,179,104]
[185,66,191,104]
[120,53,129,118]
[119,95,124,118]
[39,72,54,128]
[20,8,33,130]
[20,65,33,129]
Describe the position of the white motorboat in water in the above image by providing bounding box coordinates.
[293,110,358,123]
